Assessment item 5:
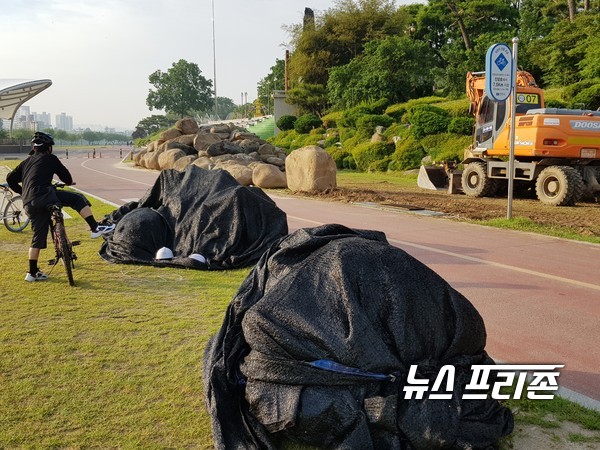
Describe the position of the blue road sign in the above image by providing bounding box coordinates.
[485,44,513,102]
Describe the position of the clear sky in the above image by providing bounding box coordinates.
[3,0,418,131]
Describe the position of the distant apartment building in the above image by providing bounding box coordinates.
[4,107,75,132]
[33,112,52,130]
[14,106,35,131]
[55,112,73,132]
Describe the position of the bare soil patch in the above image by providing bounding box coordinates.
[300,183,600,238]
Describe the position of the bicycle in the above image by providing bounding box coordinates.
[47,182,80,286]
[0,183,30,232]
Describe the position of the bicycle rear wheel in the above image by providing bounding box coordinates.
[54,220,75,286]
[3,195,30,232]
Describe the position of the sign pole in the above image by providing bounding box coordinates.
[507,37,519,220]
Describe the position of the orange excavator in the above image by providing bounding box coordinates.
[418,71,600,205]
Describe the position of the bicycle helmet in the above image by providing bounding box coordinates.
[155,247,174,260]
[31,131,55,148]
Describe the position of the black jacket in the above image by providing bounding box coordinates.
[6,152,73,206]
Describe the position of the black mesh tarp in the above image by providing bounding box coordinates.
[203,224,513,449]
[98,166,288,270]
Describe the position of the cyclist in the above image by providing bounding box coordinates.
[6,132,115,282]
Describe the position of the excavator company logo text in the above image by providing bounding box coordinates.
[403,364,563,401]
[571,120,600,131]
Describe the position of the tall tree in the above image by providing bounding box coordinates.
[287,0,410,87]
[530,12,600,85]
[285,84,329,116]
[135,115,177,136]
[257,59,286,114]
[146,59,213,118]
[328,36,437,108]
[567,0,576,22]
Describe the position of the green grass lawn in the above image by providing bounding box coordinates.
[0,194,249,447]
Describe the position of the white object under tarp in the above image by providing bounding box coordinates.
[0,79,52,122]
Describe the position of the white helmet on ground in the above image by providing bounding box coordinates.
[188,253,206,263]
[156,247,174,260]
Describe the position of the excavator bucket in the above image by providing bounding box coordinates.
[417,165,449,190]
[417,164,464,194]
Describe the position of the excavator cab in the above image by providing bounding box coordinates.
[473,95,508,153]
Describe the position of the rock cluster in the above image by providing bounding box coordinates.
[133,118,288,189]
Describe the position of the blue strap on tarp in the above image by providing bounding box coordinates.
[309,359,397,381]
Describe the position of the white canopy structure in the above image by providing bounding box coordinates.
[0,79,52,132]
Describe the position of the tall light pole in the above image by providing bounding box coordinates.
[211,0,219,119]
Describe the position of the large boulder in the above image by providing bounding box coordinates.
[173,155,198,171]
[159,128,182,143]
[175,118,199,135]
[159,148,186,170]
[133,148,148,166]
[224,164,254,186]
[146,146,166,170]
[194,133,222,153]
[238,139,261,154]
[285,145,336,193]
[167,141,197,156]
[252,164,287,189]
[192,156,212,170]
[172,134,196,147]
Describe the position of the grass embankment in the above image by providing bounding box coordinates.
[0,163,598,447]
[247,116,276,140]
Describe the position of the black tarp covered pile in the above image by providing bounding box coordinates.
[203,224,513,449]
[99,165,288,270]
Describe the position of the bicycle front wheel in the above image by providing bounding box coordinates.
[4,195,30,232]
[54,220,75,286]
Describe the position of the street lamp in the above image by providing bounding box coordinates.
[211,0,219,119]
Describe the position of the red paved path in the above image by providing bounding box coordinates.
[61,154,600,408]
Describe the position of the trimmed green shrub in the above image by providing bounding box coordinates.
[562,79,599,102]
[351,141,395,171]
[368,156,392,172]
[545,99,568,108]
[356,114,395,138]
[289,133,324,150]
[268,129,299,150]
[276,115,297,131]
[385,96,446,121]
[448,117,475,136]
[342,134,364,152]
[338,105,372,128]
[310,127,326,135]
[420,133,472,163]
[408,105,451,139]
[339,127,356,142]
[327,147,351,169]
[384,104,408,122]
[573,83,600,110]
[436,98,471,117]
[391,136,426,170]
[367,98,390,115]
[342,155,357,170]
[323,135,340,148]
[294,113,323,134]
[321,111,341,129]
[383,122,410,140]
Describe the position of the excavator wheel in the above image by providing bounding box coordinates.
[461,162,498,197]
[535,166,584,206]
